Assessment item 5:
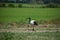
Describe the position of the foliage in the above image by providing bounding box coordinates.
[46,3,59,8]
[18,4,22,8]
[8,4,15,8]
[0,4,6,7]
[0,3,60,8]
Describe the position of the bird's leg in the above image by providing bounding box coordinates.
[28,24,29,27]
[32,25,35,31]
[27,24,30,30]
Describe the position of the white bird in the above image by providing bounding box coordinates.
[27,17,38,31]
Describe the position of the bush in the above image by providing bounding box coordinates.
[8,4,15,8]
[0,4,6,7]
[41,6,46,8]
[0,4,2,7]
[2,4,6,7]
[18,4,22,8]
[46,3,58,8]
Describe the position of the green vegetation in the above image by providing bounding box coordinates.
[8,4,15,8]
[0,32,60,40]
[0,3,60,8]
[0,8,60,23]
[0,4,6,7]
[0,4,60,40]
[18,4,22,8]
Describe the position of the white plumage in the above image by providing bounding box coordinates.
[30,20,35,25]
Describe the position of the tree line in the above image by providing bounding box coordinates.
[0,0,60,4]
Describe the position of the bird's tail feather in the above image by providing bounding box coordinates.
[34,22,38,25]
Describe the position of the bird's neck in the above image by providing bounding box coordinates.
[29,19,31,23]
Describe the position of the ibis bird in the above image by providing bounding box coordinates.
[27,17,38,31]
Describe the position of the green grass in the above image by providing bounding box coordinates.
[0,8,60,40]
[0,8,60,23]
[0,32,60,40]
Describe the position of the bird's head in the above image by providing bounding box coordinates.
[27,17,31,23]
[28,17,31,20]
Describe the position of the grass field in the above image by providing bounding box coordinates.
[0,32,60,40]
[0,8,60,23]
[0,8,60,40]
